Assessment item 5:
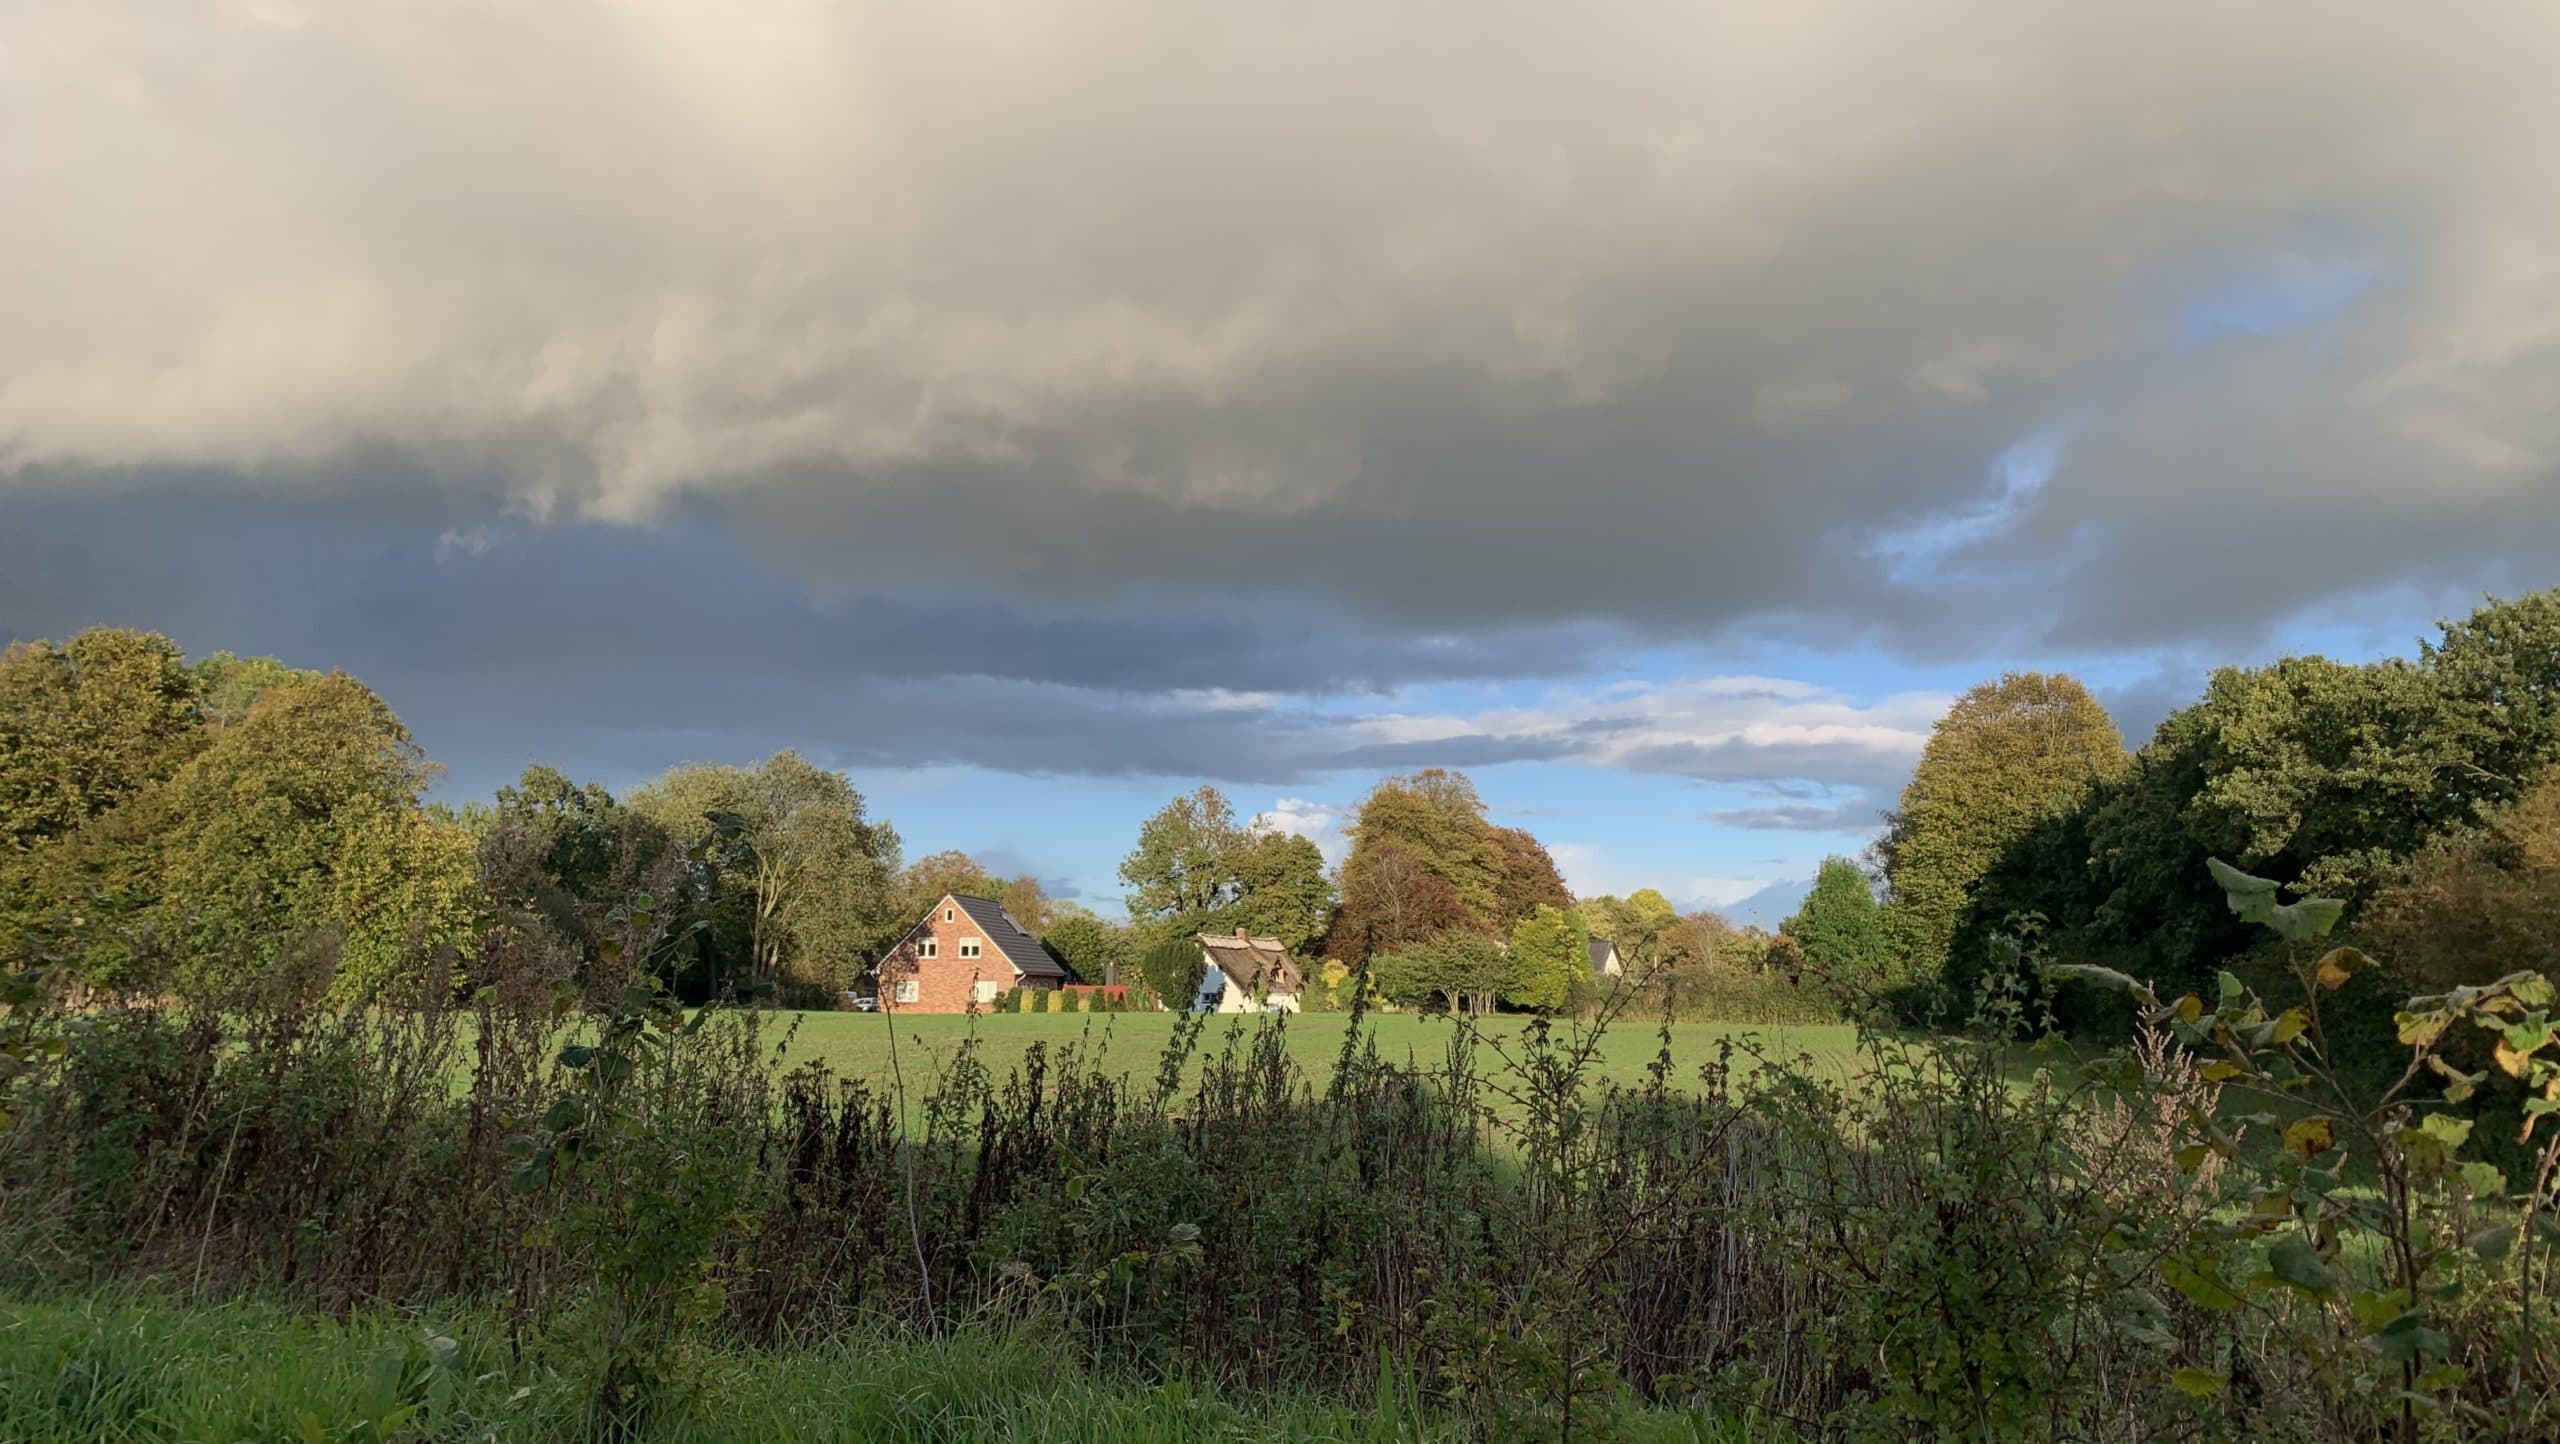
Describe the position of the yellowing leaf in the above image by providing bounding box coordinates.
[2271,1008,2309,1046]
[2283,1117,2337,1159]
[2313,947,2375,991]
[2496,1037,2534,1079]
[2200,1061,2246,1083]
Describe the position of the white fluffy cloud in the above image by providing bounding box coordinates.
[6,2,2559,650]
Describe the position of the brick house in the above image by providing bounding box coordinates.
[875,893,1066,1012]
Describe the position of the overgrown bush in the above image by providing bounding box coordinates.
[5,875,2559,1441]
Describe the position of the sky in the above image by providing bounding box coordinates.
[6,3,2560,922]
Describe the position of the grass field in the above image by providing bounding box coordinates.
[756,1009,1864,1099]
[0,1291,1789,1443]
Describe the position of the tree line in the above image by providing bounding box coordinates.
[1790,591,2560,1052]
[6,628,1800,1013]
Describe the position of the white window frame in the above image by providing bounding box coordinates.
[944,908,956,922]
[959,939,982,959]
[894,980,920,1004]
[918,938,937,959]
[971,980,1000,1004]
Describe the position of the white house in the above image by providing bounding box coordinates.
[1193,930,1303,1013]
[1588,935,1625,979]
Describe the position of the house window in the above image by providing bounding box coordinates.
[919,939,937,959]
[971,980,999,1004]
[894,980,920,1004]
[959,939,982,959]
[944,908,955,922]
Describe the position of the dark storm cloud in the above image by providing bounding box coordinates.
[0,489,1631,795]
[4,2,2556,660]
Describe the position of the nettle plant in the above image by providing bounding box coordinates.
[2058,858,2560,1442]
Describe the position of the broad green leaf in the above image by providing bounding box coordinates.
[2049,963,2143,995]
[2199,1061,2246,1083]
[2419,1113,2474,1150]
[2469,1224,2516,1263]
[2267,1234,2336,1297]
[2273,897,2346,943]
[2173,1143,2214,1174]
[2207,858,2280,925]
[2168,1368,2226,1398]
[2162,1254,2245,1312]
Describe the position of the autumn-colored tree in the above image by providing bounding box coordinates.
[2363,771,2560,990]
[1576,889,1679,973]
[898,850,1006,912]
[1877,672,2127,986]
[1488,826,1573,927]
[1331,837,1471,963]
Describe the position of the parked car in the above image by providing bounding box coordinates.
[842,992,880,1012]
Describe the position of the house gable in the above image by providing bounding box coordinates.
[877,893,1064,1012]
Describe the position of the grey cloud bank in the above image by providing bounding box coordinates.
[3,1,2556,658]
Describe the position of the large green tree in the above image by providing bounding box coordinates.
[1877,673,2127,986]
[1784,856,1893,991]
[1505,903,1587,1012]
[475,764,677,987]
[129,673,477,998]
[0,630,201,862]
[1040,907,1134,986]
[631,751,902,999]
[1119,785,1247,935]
[1371,930,1511,1014]
[1347,770,1504,923]
[1227,830,1334,952]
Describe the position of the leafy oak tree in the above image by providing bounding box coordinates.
[1119,786,1246,937]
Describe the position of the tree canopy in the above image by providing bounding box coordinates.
[1877,672,2127,987]
[1784,857,1892,991]
[630,751,903,1000]
[1118,785,1335,950]
[1505,903,1587,1012]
